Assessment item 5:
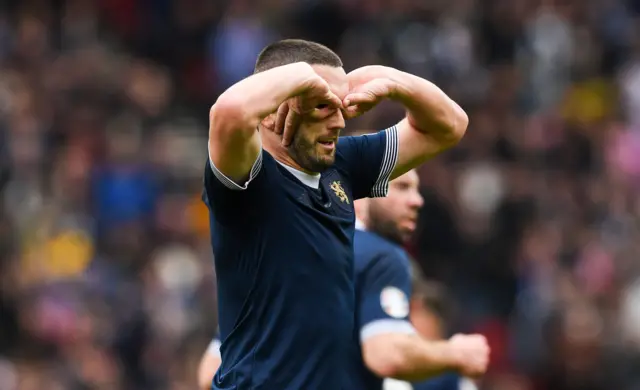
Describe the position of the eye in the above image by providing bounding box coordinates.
[316,104,329,110]
[394,183,410,191]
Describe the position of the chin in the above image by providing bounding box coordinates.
[299,155,334,173]
[312,151,336,170]
[399,230,414,244]
[321,154,336,166]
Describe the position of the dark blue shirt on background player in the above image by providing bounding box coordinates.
[349,227,470,390]
[203,127,398,390]
[412,374,462,390]
[347,228,416,390]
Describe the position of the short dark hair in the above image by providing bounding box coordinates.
[254,39,343,73]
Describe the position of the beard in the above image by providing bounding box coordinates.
[287,131,335,173]
[367,202,407,245]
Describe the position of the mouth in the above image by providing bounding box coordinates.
[405,215,419,229]
[317,138,336,150]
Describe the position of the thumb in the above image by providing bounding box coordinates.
[344,91,377,107]
[344,79,392,106]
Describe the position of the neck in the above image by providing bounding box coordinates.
[261,129,318,175]
[262,134,319,176]
[370,225,404,246]
[273,150,316,175]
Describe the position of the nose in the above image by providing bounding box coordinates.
[328,108,345,130]
[409,190,424,209]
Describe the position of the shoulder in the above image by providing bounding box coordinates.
[354,231,409,272]
[203,150,282,223]
[355,230,406,259]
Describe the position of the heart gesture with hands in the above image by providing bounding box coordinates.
[343,65,398,119]
[272,65,398,146]
[274,74,342,146]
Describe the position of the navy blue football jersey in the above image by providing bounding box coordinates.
[382,374,464,390]
[345,228,416,390]
[412,373,463,390]
[203,126,398,390]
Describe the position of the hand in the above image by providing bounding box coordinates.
[274,75,342,146]
[343,66,398,119]
[448,334,490,378]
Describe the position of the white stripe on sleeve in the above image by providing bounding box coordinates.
[360,318,416,342]
[208,143,263,191]
[370,126,399,198]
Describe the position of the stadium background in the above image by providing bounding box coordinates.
[1,0,640,389]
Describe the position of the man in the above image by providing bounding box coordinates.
[199,171,489,390]
[203,38,471,389]
[384,269,479,390]
[348,170,489,390]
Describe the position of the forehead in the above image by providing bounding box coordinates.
[311,65,349,100]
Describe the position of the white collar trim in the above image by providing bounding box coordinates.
[355,219,366,231]
[277,161,321,189]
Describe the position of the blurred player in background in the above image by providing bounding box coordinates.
[409,278,479,390]
[348,170,489,390]
[384,268,479,390]
[203,37,469,389]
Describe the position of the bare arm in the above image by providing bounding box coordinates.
[389,71,468,179]
[344,66,468,180]
[362,333,455,381]
[197,339,222,390]
[208,62,339,184]
[362,333,489,382]
[198,353,221,390]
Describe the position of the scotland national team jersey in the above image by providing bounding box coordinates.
[412,373,465,390]
[384,374,465,390]
[348,230,469,390]
[202,127,398,390]
[345,228,416,390]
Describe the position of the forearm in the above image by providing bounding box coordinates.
[211,62,317,135]
[364,333,457,382]
[208,62,318,180]
[388,70,468,145]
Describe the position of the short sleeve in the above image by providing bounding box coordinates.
[206,338,222,358]
[336,126,399,200]
[207,143,263,191]
[358,248,415,342]
[202,150,272,225]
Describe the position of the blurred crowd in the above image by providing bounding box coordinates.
[1,0,640,389]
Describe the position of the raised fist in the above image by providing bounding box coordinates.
[448,334,490,378]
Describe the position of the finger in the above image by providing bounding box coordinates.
[344,92,377,107]
[325,91,343,109]
[282,109,301,147]
[274,103,289,135]
[344,104,362,119]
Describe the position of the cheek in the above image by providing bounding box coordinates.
[300,124,323,141]
[293,127,319,151]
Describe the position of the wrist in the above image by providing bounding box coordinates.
[290,62,321,95]
[384,69,416,102]
[440,340,464,371]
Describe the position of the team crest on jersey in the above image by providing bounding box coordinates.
[330,181,349,204]
[380,286,409,319]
